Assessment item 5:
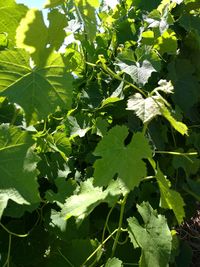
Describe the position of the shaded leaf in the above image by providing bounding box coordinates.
[44,0,65,8]
[93,126,152,191]
[105,257,123,267]
[128,202,172,267]
[61,178,122,224]
[0,125,40,218]
[47,9,68,51]
[156,167,185,224]
[117,60,157,87]
[0,49,73,124]
[0,1,28,47]
[16,9,48,66]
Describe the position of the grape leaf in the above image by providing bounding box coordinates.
[44,0,65,8]
[0,125,40,218]
[0,0,28,47]
[61,178,122,224]
[105,257,123,267]
[74,0,99,42]
[128,202,172,267]
[46,178,76,207]
[47,9,68,51]
[16,8,68,66]
[16,9,48,66]
[127,80,188,135]
[117,60,157,87]
[156,167,185,224]
[93,126,152,191]
[154,30,178,55]
[0,49,73,124]
[127,93,164,123]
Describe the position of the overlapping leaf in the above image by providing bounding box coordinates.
[156,167,185,224]
[128,202,172,267]
[61,178,122,224]
[127,80,188,135]
[0,0,28,47]
[0,125,40,218]
[16,8,68,66]
[93,126,152,191]
[0,49,73,124]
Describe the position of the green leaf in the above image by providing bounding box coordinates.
[16,9,48,66]
[156,167,185,224]
[52,132,71,159]
[47,9,68,51]
[154,30,178,55]
[128,202,172,267]
[46,178,76,207]
[0,49,73,124]
[93,126,152,191]
[161,107,188,135]
[117,60,157,87]
[74,0,99,42]
[127,93,164,124]
[61,178,121,224]
[127,80,173,123]
[0,33,8,50]
[127,81,188,135]
[0,1,28,47]
[0,125,40,218]
[44,0,65,8]
[105,257,123,267]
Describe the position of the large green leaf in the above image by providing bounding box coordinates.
[44,0,65,8]
[156,167,185,224]
[47,9,68,51]
[0,0,28,47]
[0,125,40,218]
[16,9,48,66]
[16,8,68,66]
[61,178,122,224]
[93,126,152,191]
[128,202,172,267]
[74,0,99,42]
[0,49,73,124]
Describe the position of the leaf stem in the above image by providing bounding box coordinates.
[81,228,118,267]
[0,222,29,238]
[57,249,74,267]
[3,234,11,267]
[111,194,128,257]
[155,151,198,156]
[101,205,115,243]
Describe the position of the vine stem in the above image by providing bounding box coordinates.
[101,205,115,243]
[81,228,118,267]
[155,151,198,156]
[3,234,11,267]
[0,222,29,238]
[111,194,128,258]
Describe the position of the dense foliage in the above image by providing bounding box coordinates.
[0,0,200,266]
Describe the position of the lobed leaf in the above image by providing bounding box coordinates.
[93,126,152,191]
[0,125,40,218]
[128,202,172,267]
[0,49,73,124]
